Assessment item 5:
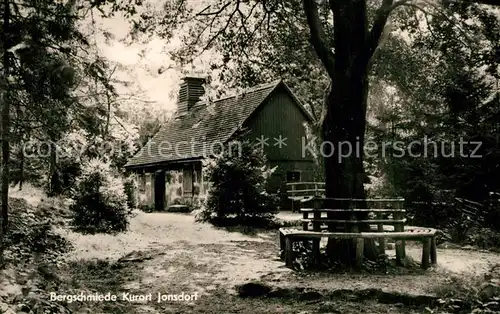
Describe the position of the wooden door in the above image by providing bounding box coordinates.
[154,171,165,211]
[183,168,193,198]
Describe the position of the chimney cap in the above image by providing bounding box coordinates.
[181,75,207,82]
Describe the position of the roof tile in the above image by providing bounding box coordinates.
[125,80,281,168]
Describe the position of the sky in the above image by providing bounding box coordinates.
[90,2,500,118]
[87,1,249,117]
[91,10,191,114]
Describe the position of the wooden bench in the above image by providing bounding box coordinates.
[278,197,438,269]
[286,182,325,212]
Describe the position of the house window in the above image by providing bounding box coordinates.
[286,171,301,182]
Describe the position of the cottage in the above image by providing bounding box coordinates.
[124,77,316,210]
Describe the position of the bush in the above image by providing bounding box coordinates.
[6,197,73,264]
[69,159,131,234]
[196,140,279,226]
[138,203,154,213]
[485,192,500,231]
[123,175,138,209]
[465,227,500,249]
[432,264,500,313]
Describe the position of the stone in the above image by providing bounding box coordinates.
[317,301,342,313]
[236,282,272,298]
[298,291,323,301]
[268,288,294,298]
[480,283,500,300]
[0,302,11,312]
[1,281,22,297]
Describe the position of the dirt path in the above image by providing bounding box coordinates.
[57,212,500,313]
[58,211,270,261]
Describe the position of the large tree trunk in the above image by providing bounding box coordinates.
[0,86,7,266]
[48,141,60,197]
[1,0,11,266]
[322,73,379,264]
[302,0,500,266]
[0,101,9,235]
[321,0,379,264]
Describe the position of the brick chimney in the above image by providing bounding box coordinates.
[177,76,206,116]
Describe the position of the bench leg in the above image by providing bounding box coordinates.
[395,240,404,266]
[377,220,385,255]
[312,239,320,266]
[378,237,386,255]
[430,237,437,265]
[302,239,309,250]
[355,238,364,268]
[279,231,285,260]
[285,237,294,268]
[421,238,431,269]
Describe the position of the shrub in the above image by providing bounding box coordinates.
[485,192,500,231]
[431,264,500,313]
[69,159,131,233]
[166,197,196,213]
[6,197,73,264]
[123,175,138,209]
[465,227,500,249]
[138,203,155,213]
[197,140,278,226]
[46,159,82,197]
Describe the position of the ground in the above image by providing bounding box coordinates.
[2,187,499,313]
[52,211,499,313]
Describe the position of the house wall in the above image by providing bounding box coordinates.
[137,173,154,207]
[165,166,205,207]
[243,86,317,192]
[134,86,320,211]
[136,162,206,210]
[165,170,183,205]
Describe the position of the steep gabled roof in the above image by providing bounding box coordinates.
[125,80,313,169]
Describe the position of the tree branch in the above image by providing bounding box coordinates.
[414,1,475,46]
[197,2,232,16]
[363,0,412,68]
[190,2,241,61]
[302,0,335,79]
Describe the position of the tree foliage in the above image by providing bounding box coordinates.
[69,159,131,234]
[101,0,500,263]
[370,3,499,200]
[0,0,145,263]
[197,139,279,226]
[363,3,500,244]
